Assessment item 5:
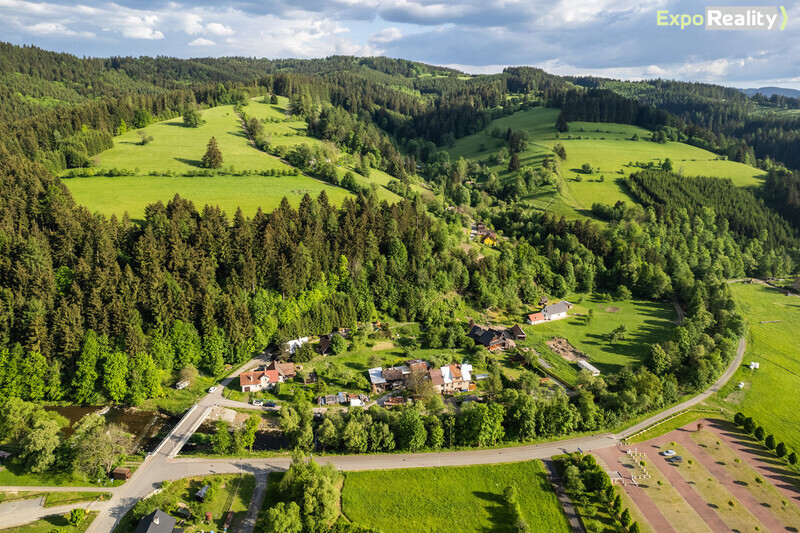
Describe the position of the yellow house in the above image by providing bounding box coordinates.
[482,233,497,246]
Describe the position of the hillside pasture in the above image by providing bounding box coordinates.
[447,107,767,216]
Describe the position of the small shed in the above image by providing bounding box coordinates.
[175,507,191,519]
[111,467,132,480]
[606,471,624,485]
[195,485,211,501]
[175,380,190,390]
[0,450,11,463]
[577,360,601,377]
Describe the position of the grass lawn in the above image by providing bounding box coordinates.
[341,461,570,533]
[113,474,254,533]
[515,294,676,379]
[0,512,96,532]
[43,491,111,508]
[690,428,800,530]
[721,282,800,452]
[139,374,215,416]
[664,442,765,531]
[447,107,766,217]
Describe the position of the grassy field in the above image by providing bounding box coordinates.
[720,282,800,452]
[43,491,111,508]
[341,461,570,533]
[0,512,96,532]
[66,173,353,220]
[515,294,677,379]
[64,98,408,218]
[447,107,766,216]
[627,409,720,444]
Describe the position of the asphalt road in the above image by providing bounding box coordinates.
[0,333,747,532]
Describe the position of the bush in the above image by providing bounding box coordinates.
[743,417,756,434]
[789,451,798,465]
[765,434,776,449]
[69,508,86,526]
[755,477,764,484]
[620,508,632,528]
[776,442,788,458]
[754,426,765,441]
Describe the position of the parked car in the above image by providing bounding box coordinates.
[208,386,218,393]
[661,450,676,457]
[666,456,683,464]
[737,382,745,389]
[265,402,277,407]
[252,400,263,406]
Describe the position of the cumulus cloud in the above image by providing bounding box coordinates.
[188,37,216,46]
[206,22,234,36]
[369,26,402,43]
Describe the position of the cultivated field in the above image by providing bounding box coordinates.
[722,282,800,452]
[341,461,571,533]
[447,107,767,216]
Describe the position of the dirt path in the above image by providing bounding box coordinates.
[705,419,800,505]
[644,439,729,532]
[592,447,676,533]
[671,429,787,531]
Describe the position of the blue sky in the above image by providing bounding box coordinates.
[1,0,798,88]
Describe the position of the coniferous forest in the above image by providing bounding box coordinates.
[0,41,799,444]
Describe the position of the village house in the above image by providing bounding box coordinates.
[135,509,180,533]
[430,363,473,394]
[368,367,388,393]
[467,324,516,351]
[527,301,573,325]
[317,331,346,355]
[266,360,297,380]
[239,368,281,393]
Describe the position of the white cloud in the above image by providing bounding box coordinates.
[370,26,403,43]
[181,13,204,35]
[206,22,234,36]
[121,15,163,39]
[188,37,216,46]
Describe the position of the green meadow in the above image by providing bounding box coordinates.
[514,295,677,380]
[341,461,570,533]
[65,173,352,220]
[447,107,766,216]
[719,282,800,452]
[64,98,411,217]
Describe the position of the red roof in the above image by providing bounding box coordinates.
[450,364,462,380]
[266,361,297,378]
[239,369,279,387]
[528,312,545,322]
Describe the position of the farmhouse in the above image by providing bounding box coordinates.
[527,312,546,325]
[528,301,573,324]
[430,363,473,394]
[577,360,601,377]
[467,324,515,351]
[239,368,281,392]
[369,367,388,393]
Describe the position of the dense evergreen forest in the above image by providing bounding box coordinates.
[0,42,798,439]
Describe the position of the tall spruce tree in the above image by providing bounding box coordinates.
[202,137,223,169]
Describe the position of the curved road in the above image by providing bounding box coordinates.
[1,337,746,532]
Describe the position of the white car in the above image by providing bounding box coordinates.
[252,400,264,406]
[661,450,676,457]
[208,386,218,393]
[737,382,745,389]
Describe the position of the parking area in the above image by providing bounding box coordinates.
[593,419,800,532]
